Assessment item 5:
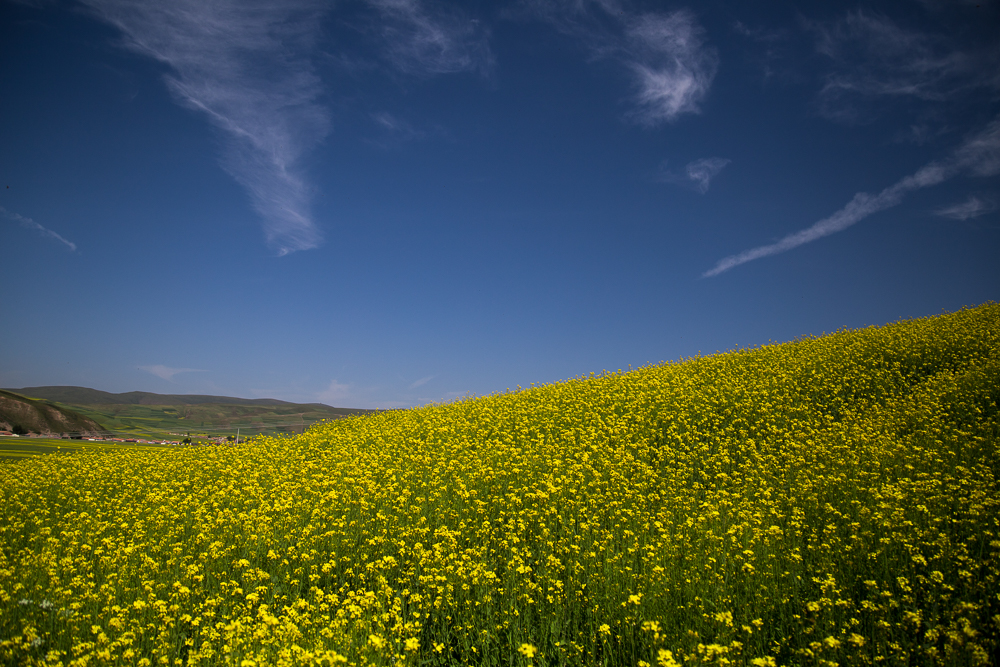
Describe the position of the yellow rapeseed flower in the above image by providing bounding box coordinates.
[519,643,538,658]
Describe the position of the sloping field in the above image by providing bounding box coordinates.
[1,303,998,666]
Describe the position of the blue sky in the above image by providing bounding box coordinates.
[2,0,998,408]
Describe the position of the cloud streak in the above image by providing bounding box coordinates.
[1,207,77,251]
[80,0,330,255]
[409,374,435,389]
[703,117,1000,277]
[936,195,997,220]
[526,2,717,125]
[371,111,426,143]
[139,365,206,381]
[366,0,493,76]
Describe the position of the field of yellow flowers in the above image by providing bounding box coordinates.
[2,303,999,666]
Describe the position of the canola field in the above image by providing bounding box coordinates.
[2,303,999,667]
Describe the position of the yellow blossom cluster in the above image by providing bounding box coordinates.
[2,302,999,666]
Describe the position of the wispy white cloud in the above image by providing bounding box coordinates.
[935,195,997,220]
[139,365,206,381]
[371,111,426,143]
[686,158,731,192]
[660,157,731,193]
[953,119,1000,176]
[409,374,435,389]
[703,117,1000,277]
[317,379,351,404]
[811,10,1000,122]
[524,2,716,125]
[374,111,412,133]
[366,0,493,76]
[622,11,718,126]
[80,0,330,255]
[1,206,77,251]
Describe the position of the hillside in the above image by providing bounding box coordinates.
[3,387,375,439]
[2,303,998,666]
[7,386,347,411]
[0,389,106,436]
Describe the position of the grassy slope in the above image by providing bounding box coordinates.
[1,303,997,666]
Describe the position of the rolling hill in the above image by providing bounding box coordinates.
[0,389,106,436]
[4,386,375,439]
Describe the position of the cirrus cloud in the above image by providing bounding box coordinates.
[622,10,718,126]
[1,207,77,252]
[524,1,717,125]
[366,0,494,76]
[811,9,1000,124]
[79,0,331,256]
[935,195,997,220]
[703,116,1000,277]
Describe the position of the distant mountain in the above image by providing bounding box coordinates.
[8,386,341,410]
[0,389,106,436]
